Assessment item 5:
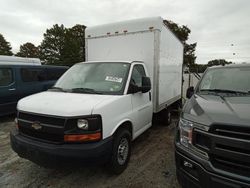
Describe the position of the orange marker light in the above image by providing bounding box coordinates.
[64,132,101,142]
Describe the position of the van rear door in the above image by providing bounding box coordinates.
[0,67,18,115]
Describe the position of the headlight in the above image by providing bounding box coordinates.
[179,118,193,148]
[77,119,89,130]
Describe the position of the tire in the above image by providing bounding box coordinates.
[160,108,172,126]
[109,128,131,174]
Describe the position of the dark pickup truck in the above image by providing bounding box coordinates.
[175,64,250,187]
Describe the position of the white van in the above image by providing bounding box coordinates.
[11,17,183,174]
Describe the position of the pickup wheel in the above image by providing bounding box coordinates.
[109,128,131,174]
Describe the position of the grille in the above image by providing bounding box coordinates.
[18,112,66,143]
[19,126,63,143]
[19,112,65,127]
[211,125,250,140]
[212,155,250,177]
[193,125,250,177]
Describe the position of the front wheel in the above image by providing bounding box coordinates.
[109,128,131,174]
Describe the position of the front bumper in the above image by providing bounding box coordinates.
[10,129,113,167]
[175,143,250,188]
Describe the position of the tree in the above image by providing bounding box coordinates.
[163,20,197,67]
[39,24,86,65]
[189,63,207,73]
[207,59,232,67]
[16,42,40,58]
[61,24,86,66]
[39,24,67,65]
[0,33,13,56]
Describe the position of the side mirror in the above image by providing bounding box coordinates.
[186,86,194,99]
[128,83,140,94]
[141,76,151,93]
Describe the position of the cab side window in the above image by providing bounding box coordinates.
[0,68,13,86]
[130,64,146,87]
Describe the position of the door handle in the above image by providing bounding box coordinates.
[9,88,16,91]
[149,92,151,101]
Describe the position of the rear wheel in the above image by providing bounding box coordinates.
[160,108,172,126]
[109,128,131,174]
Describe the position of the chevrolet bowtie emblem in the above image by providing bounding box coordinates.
[31,122,42,130]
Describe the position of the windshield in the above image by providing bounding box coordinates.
[198,67,250,93]
[54,62,130,95]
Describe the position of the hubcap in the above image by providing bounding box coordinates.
[117,137,129,165]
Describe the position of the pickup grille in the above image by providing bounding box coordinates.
[212,125,250,140]
[193,125,250,177]
[18,112,66,143]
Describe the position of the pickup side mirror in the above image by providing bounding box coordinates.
[141,76,151,93]
[186,86,194,99]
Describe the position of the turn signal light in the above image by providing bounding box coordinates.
[64,132,101,142]
[14,118,19,130]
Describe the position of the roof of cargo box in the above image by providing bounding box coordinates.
[80,60,141,64]
[86,17,164,38]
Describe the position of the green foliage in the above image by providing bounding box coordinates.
[16,42,40,58]
[39,24,86,65]
[189,59,233,73]
[61,25,86,66]
[189,64,207,73]
[163,20,196,66]
[0,33,13,56]
[39,24,67,65]
[207,59,232,67]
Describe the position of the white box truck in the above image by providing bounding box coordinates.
[11,17,183,174]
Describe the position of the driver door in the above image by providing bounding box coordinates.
[129,64,153,134]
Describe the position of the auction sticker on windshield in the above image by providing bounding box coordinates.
[105,76,123,83]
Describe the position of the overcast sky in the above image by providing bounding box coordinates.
[1,0,250,64]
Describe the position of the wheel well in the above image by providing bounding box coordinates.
[115,121,133,137]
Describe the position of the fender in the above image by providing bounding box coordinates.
[111,118,134,139]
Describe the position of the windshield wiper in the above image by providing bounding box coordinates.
[49,86,68,92]
[71,88,103,94]
[200,89,248,94]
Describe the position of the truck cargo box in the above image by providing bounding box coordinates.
[85,17,183,113]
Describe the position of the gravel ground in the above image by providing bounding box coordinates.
[0,115,180,188]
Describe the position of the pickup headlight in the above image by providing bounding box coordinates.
[179,118,193,148]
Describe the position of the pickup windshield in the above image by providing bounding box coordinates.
[198,66,250,95]
[54,62,130,95]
